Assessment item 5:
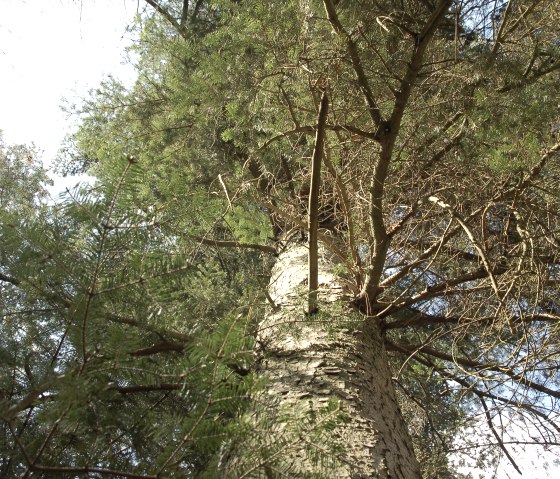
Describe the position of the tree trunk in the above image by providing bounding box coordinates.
[223,242,422,478]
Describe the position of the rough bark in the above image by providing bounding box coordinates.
[223,242,421,478]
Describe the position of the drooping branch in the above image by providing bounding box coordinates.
[478,394,522,474]
[388,344,560,435]
[386,339,560,400]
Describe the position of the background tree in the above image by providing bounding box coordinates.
[2,0,560,477]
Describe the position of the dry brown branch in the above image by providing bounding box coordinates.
[323,0,383,129]
[308,92,329,313]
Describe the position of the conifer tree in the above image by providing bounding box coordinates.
[2,1,560,477]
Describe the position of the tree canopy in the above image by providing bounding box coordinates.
[2,1,560,477]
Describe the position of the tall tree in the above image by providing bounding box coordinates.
[2,0,560,477]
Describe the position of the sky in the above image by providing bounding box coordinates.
[0,1,558,477]
[0,0,138,191]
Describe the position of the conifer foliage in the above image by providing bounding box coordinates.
[2,1,560,477]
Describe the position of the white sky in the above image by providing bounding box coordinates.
[0,1,558,477]
[0,0,138,178]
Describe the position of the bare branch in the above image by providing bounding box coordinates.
[479,394,522,475]
[308,92,329,314]
[322,0,383,128]
[387,340,560,399]
[388,344,560,435]
[144,0,187,39]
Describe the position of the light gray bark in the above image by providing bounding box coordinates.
[224,243,421,478]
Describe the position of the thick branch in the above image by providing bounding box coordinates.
[144,0,188,39]
[498,61,560,93]
[0,271,20,286]
[1,381,55,422]
[322,0,383,128]
[246,157,283,238]
[130,341,185,356]
[308,93,329,314]
[106,313,191,343]
[358,0,453,303]
[180,0,189,30]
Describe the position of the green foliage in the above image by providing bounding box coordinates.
[4,0,560,477]
[0,132,51,212]
[1,144,266,476]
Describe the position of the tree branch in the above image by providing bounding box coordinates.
[384,311,560,330]
[377,265,505,316]
[322,0,383,128]
[387,339,560,399]
[358,0,453,304]
[388,344,560,435]
[0,271,20,286]
[114,383,182,394]
[130,341,185,356]
[1,381,55,422]
[26,464,159,479]
[308,92,329,314]
[180,0,189,31]
[478,394,522,475]
[144,0,188,39]
[191,236,276,254]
